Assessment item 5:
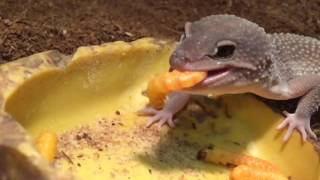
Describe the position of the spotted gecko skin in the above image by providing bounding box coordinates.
[272,33,320,80]
[139,15,320,142]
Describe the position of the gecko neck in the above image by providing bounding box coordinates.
[249,35,290,100]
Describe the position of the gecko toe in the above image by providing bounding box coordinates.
[276,119,289,130]
[297,126,307,141]
[282,110,290,116]
[157,113,174,128]
[167,118,175,128]
[146,114,161,128]
[283,124,294,142]
[278,113,315,142]
[140,110,174,128]
[306,125,317,140]
[158,118,167,128]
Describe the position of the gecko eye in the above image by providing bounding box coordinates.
[215,44,235,58]
[207,40,236,59]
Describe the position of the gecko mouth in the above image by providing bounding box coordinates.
[201,67,232,86]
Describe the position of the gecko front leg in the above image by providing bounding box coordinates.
[138,92,190,128]
[277,85,320,142]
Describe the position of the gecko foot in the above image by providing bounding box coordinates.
[277,111,317,142]
[137,107,178,128]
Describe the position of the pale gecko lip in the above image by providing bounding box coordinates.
[200,67,232,86]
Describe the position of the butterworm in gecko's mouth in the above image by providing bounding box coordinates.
[175,61,239,88]
[180,67,232,94]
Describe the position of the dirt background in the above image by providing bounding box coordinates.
[1,0,320,137]
[0,0,319,62]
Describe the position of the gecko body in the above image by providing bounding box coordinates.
[140,15,320,142]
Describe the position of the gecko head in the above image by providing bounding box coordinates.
[170,15,273,94]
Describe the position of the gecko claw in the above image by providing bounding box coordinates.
[277,112,317,142]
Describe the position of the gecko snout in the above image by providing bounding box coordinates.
[169,49,196,70]
[169,53,187,70]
